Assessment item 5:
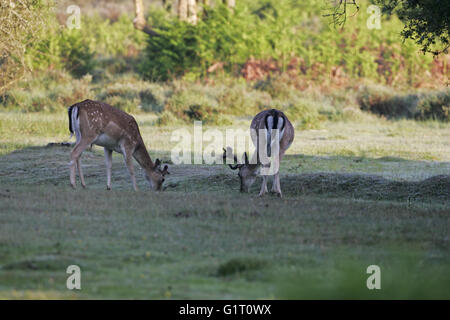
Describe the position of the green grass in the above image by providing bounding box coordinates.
[0,113,449,299]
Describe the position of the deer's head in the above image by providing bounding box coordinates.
[223,147,258,193]
[145,158,170,191]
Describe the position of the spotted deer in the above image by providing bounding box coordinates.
[68,99,169,191]
[223,109,294,197]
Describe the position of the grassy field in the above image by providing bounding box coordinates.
[0,112,449,299]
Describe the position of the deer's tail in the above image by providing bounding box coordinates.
[265,109,285,157]
[67,105,80,142]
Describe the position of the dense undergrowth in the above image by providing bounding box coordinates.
[0,0,448,125]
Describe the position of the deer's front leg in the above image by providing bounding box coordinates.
[122,147,138,191]
[104,148,113,190]
[258,175,268,197]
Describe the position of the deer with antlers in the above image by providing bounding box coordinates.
[68,99,169,191]
[223,109,294,197]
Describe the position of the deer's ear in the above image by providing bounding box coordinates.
[223,147,234,164]
[154,158,161,168]
[162,165,170,175]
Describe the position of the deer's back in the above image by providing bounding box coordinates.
[250,109,294,148]
[74,99,144,146]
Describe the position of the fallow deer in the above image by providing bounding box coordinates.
[68,99,169,191]
[223,109,294,197]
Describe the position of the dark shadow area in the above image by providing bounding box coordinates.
[281,172,449,204]
[187,171,450,205]
[358,87,449,121]
[1,145,449,205]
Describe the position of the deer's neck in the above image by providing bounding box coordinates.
[133,144,155,172]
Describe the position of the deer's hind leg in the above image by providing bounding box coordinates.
[70,136,96,189]
[271,173,282,197]
[76,158,86,188]
[258,175,269,197]
[104,148,113,190]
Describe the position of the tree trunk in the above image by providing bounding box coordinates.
[178,0,188,21]
[223,0,235,8]
[187,0,198,25]
[133,0,159,36]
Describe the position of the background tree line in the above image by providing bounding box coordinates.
[0,0,448,123]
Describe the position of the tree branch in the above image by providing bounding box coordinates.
[133,0,160,36]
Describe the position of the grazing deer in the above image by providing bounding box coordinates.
[223,109,294,197]
[68,99,169,191]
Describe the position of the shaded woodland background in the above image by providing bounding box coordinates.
[0,0,448,125]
